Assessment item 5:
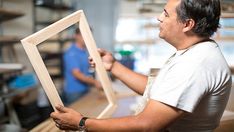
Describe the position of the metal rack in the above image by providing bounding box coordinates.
[0,0,24,62]
[32,0,73,79]
[0,0,25,127]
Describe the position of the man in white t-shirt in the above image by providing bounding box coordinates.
[50,0,232,131]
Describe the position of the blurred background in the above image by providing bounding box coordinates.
[0,0,234,131]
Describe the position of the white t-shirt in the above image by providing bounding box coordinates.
[139,41,232,132]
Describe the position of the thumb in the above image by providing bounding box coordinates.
[55,105,69,113]
[97,48,106,56]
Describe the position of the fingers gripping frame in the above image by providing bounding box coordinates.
[21,10,117,118]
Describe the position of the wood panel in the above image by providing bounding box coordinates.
[21,10,117,120]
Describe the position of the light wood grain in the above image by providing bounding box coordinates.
[79,12,117,118]
[21,10,117,126]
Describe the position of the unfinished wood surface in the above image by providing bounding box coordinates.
[79,12,117,118]
[21,41,63,110]
[0,36,20,45]
[31,87,136,131]
[23,11,82,45]
[215,119,234,132]
[21,10,117,118]
[0,8,24,22]
[31,89,108,132]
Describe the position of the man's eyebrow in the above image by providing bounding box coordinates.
[164,9,169,16]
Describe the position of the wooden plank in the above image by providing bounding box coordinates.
[116,39,157,45]
[79,12,117,118]
[0,8,24,22]
[23,10,82,46]
[30,119,51,132]
[221,12,234,18]
[31,87,135,131]
[0,36,20,45]
[21,10,117,119]
[20,42,63,110]
[35,3,72,11]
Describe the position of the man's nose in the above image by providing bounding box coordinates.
[157,13,164,22]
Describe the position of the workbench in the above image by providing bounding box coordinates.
[31,80,137,132]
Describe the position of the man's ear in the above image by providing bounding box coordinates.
[182,19,195,32]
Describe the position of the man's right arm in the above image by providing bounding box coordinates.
[72,69,101,89]
[111,61,147,95]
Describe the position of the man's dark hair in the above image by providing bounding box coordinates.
[176,0,221,37]
[75,28,81,35]
[75,27,93,35]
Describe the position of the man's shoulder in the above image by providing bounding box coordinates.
[65,44,82,55]
[181,41,220,62]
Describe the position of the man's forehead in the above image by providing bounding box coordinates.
[165,0,181,12]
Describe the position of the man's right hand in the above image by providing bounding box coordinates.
[89,49,116,72]
[89,48,147,95]
[94,81,102,90]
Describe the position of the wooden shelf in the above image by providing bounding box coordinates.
[0,8,24,23]
[0,64,24,87]
[35,20,58,26]
[33,0,73,80]
[143,23,159,29]
[38,38,73,44]
[35,3,73,11]
[0,36,20,46]
[214,36,234,41]
[40,51,63,79]
[0,63,23,74]
[116,38,157,44]
[221,12,234,18]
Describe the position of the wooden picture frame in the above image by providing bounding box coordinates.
[21,10,117,119]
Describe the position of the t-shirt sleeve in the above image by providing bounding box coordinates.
[150,62,208,113]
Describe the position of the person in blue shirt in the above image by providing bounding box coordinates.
[63,28,101,105]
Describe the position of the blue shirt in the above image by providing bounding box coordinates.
[63,44,91,93]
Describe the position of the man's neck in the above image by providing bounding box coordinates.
[75,41,85,49]
[175,36,209,50]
